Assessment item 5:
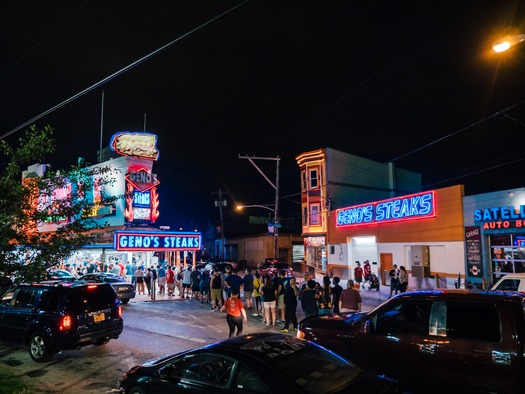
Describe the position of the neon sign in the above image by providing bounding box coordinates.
[336,190,435,228]
[474,205,525,222]
[114,231,201,251]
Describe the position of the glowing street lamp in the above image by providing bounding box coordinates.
[492,34,525,52]
[236,204,276,214]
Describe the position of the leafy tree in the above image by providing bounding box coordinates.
[0,125,121,285]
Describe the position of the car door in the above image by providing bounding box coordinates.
[430,300,521,394]
[0,288,39,344]
[350,299,436,390]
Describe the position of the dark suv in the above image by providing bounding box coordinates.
[0,281,123,362]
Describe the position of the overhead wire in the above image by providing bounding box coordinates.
[0,0,252,141]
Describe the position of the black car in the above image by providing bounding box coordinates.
[0,281,123,362]
[120,333,398,393]
[79,272,136,304]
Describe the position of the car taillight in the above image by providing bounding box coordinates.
[60,315,73,331]
[117,306,122,319]
[87,284,98,290]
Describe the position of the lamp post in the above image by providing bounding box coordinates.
[236,204,279,260]
[238,155,280,261]
[212,188,229,261]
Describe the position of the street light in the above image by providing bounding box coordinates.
[236,204,276,213]
[492,34,525,52]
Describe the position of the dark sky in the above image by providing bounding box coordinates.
[2,1,525,230]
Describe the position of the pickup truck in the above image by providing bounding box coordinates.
[491,272,525,292]
[297,289,525,393]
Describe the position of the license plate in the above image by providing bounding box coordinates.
[94,313,105,323]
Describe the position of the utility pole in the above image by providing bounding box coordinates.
[238,155,280,261]
[212,189,228,261]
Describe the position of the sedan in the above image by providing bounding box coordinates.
[119,333,398,393]
[79,272,135,304]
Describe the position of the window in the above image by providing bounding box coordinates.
[309,169,318,189]
[492,278,520,291]
[445,302,500,342]
[165,354,235,388]
[490,234,525,283]
[14,289,37,309]
[374,300,431,336]
[310,204,320,225]
[301,170,307,191]
[303,206,308,225]
[233,365,267,393]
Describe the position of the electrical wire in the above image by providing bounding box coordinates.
[0,0,252,141]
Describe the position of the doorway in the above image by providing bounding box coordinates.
[380,253,393,285]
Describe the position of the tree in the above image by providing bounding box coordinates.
[0,125,121,285]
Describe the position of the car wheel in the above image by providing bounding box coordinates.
[121,299,130,304]
[128,386,146,394]
[94,337,110,346]
[29,331,51,362]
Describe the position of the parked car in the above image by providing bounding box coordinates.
[206,262,233,274]
[43,268,76,281]
[491,272,525,292]
[120,332,398,393]
[78,272,135,304]
[0,281,123,362]
[273,262,294,277]
[257,260,274,277]
[298,289,525,394]
[257,261,293,278]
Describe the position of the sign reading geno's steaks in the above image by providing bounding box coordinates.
[114,230,201,251]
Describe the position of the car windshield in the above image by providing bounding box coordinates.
[243,339,361,393]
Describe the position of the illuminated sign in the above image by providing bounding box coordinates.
[110,131,159,160]
[305,236,326,247]
[125,168,159,192]
[336,190,435,228]
[474,205,525,230]
[134,191,151,207]
[114,231,201,251]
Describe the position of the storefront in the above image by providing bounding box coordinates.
[327,185,466,289]
[463,187,525,287]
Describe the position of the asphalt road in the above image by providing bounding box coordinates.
[0,289,386,393]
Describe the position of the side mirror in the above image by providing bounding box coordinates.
[358,320,371,334]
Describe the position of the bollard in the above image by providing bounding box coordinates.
[151,280,156,300]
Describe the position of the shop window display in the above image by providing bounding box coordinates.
[490,234,525,284]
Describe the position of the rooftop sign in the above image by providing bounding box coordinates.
[110,131,159,160]
[336,190,435,228]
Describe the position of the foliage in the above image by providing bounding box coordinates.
[0,125,122,284]
[0,365,34,393]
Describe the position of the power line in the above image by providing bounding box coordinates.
[1,0,252,141]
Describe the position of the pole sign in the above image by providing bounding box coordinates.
[336,190,435,228]
[114,230,201,251]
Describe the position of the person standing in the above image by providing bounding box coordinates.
[134,266,145,295]
[166,266,175,297]
[190,267,201,301]
[316,276,333,315]
[220,288,247,338]
[363,260,372,283]
[300,279,318,318]
[332,276,343,313]
[252,271,263,317]
[225,268,243,299]
[389,264,400,298]
[199,268,211,303]
[129,262,137,285]
[210,269,224,311]
[261,275,277,326]
[354,262,363,287]
[144,267,153,295]
[275,270,288,324]
[157,264,166,295]
[398,265,409,293]
[281,277,300,332]
[339,279,362,312]
[242,268,254,310]
[182,266,192,299]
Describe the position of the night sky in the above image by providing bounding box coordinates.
[2,1,525,230]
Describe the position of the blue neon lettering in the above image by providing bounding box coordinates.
[129,236,135,247]
[120,236,128,247]
[135,236,143,248]
[419,194,432,215]
[143,237,150,248]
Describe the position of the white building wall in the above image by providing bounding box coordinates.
[377,241,465,289]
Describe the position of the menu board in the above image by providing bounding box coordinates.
[465,226,482,277]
